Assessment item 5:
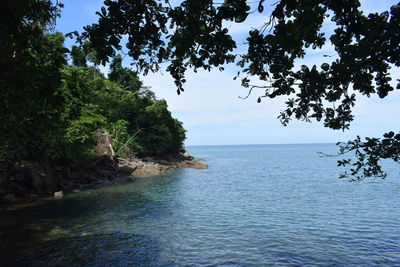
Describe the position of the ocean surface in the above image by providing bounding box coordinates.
[1,143,399,266]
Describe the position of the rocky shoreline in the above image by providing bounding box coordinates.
[0,153,208,206]
[117,153,208,176]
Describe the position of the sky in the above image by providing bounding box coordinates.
[56,0,400,146]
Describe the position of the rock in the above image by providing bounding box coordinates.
[165,154,178,162]
[94,131,115,161]
[191,162,208,169]
[80,232,92,237]
[156,159,170,165]
[87,175,99,183]
[0,188,5,197]
[2,193,19,203]
[8,182,29,194]
[180,159,208,169]
[130,163,171,176]
[118,164,136,175]
[183,151,190,158]
[119,155,208,177]
[42,174,57,194]
[54,191,63,199]
[62,179,74,191]
[54,165,63,171]
[19,162,44,194]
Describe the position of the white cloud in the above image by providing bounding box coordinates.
[142,61,399,145]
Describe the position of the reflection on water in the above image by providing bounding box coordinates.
[1,144,400,266]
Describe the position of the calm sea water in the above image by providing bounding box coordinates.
[1,143,399,266]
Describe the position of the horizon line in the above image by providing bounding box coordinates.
[185,142,339,147]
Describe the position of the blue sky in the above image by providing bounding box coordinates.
[56,0,400,146]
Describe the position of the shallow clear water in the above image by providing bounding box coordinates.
[1,144,400,266]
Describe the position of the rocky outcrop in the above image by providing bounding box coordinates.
[179,158,208,169]
[0,157,116,205]
[117,153,208,176]
[0,151,207,205]
[94,131,114,161]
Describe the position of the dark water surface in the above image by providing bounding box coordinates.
[1,144,399,266]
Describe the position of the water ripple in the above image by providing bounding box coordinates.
[1,144,399,266]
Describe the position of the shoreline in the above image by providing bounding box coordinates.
[0,153,208,208]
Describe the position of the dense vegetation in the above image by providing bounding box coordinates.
[0,1,186,181]
[83,0,400,180]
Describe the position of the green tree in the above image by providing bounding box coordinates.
[1,0,186,178]
[109,55,143,92]
[84,0,400,180]
[70,45,87,67]
[56,63,186,161]
[136,100,186,155]
[58,62,186,157]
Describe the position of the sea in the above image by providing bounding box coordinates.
[0,143,399,266]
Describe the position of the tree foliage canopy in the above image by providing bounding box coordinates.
[0,0,186,180]
[83,0,400,180]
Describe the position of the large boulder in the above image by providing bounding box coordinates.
[19,162,43,194]
[94,131,115,161]
[16,162,58,195]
